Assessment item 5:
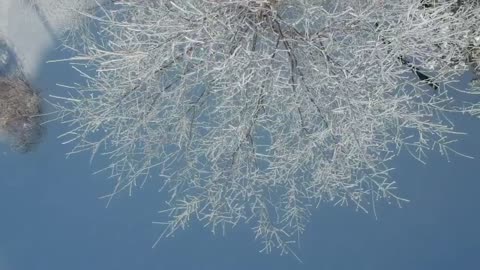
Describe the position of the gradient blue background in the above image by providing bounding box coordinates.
[1,35,480,270]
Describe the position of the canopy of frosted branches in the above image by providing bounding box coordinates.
[52,0,480,256]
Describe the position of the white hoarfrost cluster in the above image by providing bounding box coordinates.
[52,0,480,256]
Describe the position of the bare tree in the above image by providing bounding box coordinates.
[51,0,480,257]
[0,77,43,153]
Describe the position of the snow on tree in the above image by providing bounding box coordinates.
[51,0,480,256]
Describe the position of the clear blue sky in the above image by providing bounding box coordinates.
[1,24,480,270]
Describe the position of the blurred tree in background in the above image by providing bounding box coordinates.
[0,77,43,153]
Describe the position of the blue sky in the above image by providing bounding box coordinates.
[1,4,480,270]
